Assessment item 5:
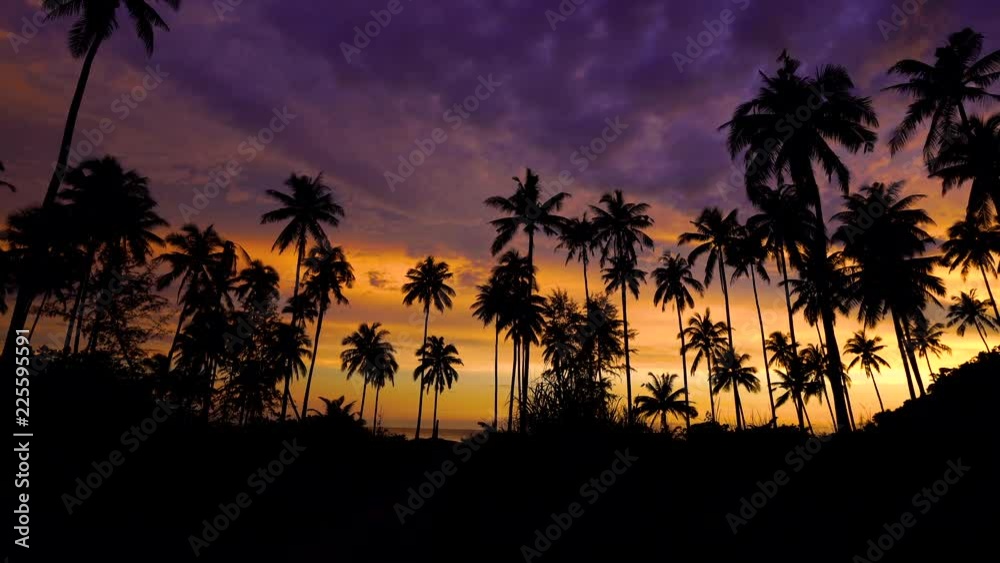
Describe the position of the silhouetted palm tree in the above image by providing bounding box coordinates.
[652,251,704,429]
[680,207,740,349]
[929,114,1000,220]
[601,254,646,422]
[261,173,343,323]
[723,52,878,432]
[946,290,997,351]
[683,309,728,421]
[485,168,568,431]
[845,331,889,412]
[233,259,280,307]
[712,349,760,430]
[834,181,944,400]
[884,27,1000,159]
[156,224,225,365]
[908,316,952,377]
[471,274,510,429]
[591,189,654,422]
[415,336,462,440]
[40,0,181,208]
[729,224,777,425]
[59,156,165,352]
[301,245,354,418]
[269,320,311,418]
[942,217,1000,322]
[556,214,597,303]
[747,184,812,352]
[634,373,697,433]
[492,251,544,431]
[340,322,397,427]
[767,331,810,430]
[401,257,455,438]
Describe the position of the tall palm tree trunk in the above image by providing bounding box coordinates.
[582,256,590,304]
[891,311,917,400]
[793,393,805,430]
[718,259,734,350]
[732,383,743,430]
[975,322,990,351]
[44,41,102,207]
[980,266,1000,324]
[868,368,885,412]
[521,233,534,433]
[359,379,368,422]
[751,270,776,425]
[621,286,632,424]
[415,306,430,439]
[493,325,499,429]
[924,355,933,378]
[65,250,96,352]
[508,338,518,431]
[373,386,381,434]
[779,252,799,349]
[676,305,691,430]
[30,292,49,335]
[280,236,307,421]
[301,305,326,419]
[432,386,440,439]
[899,314,926,396]
[707,353,716,421]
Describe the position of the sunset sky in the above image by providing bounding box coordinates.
[1,0,998,430]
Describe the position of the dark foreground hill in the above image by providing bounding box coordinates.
[26,353,999,563]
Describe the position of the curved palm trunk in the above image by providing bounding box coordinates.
[890,311,917,400]
[981,266,1000,324]
[900,319,926,396]
[621,286,633,424]
[415,306,430,439]
[582,255,590,304]
[279,239,307,421]
[492,326,499,428]
[842,376,856,431]
[676,305,691,430]
[30,292,49,335]
[924,355,934,379]
[718,258,734,350]
[165,303,188,368]
[751,270,776,425]
[65,249,96,352]
[974,321,991,351]
[732,383,743,430]
[301,304,326,419]
[867,367,885,412]
[431,385,441,439]
[359,379,368,422]
[373,385,381,434]
[802,398,814,434]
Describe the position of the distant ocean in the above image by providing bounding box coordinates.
[384,427,481,441]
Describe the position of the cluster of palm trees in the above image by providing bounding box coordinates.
[2,1,999,436]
